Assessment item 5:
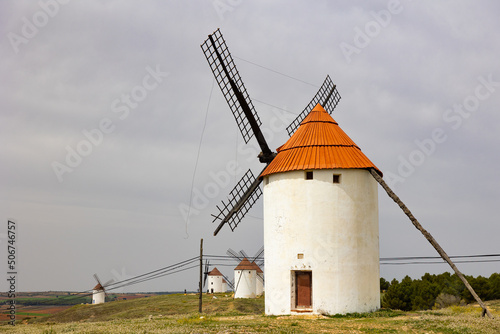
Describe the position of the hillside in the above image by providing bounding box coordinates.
[33,293,263,323]
[0,294,499,333]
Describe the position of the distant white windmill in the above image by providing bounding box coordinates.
[253,262,264,296]
[207,267,226,293]
[234,258,257,299]
[92,274,113,305]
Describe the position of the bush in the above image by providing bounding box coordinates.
[434,293,461,309]
[380,277,390,291]
[382,276,413,311]
[381,272,499,311]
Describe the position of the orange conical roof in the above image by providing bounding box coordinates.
[208,267,223,276]
[93,283,104,291]
[260,104,381,177]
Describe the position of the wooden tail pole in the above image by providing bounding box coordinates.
[199,238,203,313]
[369,169,493,319]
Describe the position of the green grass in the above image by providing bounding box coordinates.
[13,312,50,317]
[326,308,404,318]
[0,294,498,333]
[29,293,264,323]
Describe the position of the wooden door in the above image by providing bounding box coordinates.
[295,271,312,308]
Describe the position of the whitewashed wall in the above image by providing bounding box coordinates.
[234,269,256,298]
[263,169,380,315]
[208,275,224,293]
[92,289,105,304]
[256,272,264,296]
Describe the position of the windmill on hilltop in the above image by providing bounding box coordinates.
[207,267,227,293]
[202,259,233,293]
[92,274,113,305]
[227,247,264,297]
[200,29,493,317]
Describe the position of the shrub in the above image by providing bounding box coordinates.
[434,293,461,309]
[380,277,390,291]
[381,272,499,311]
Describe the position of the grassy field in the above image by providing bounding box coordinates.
[0,291,162,323]
[0,293,499,333]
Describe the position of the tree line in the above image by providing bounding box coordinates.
[381,272,500,311]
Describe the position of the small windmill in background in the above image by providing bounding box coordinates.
[203,259,233,293]
[92,274,114,305]
[227,247,264,297]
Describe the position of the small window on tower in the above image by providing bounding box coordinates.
[333,174,341,184]
[305,171,313,180]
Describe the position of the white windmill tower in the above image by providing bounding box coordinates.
[233,257,257,299]
[92,283,105,305]
[250,260,264,296]
[260,103,381,315]
[201,28,494,318]
[207,267,225,293]
[226,248,264,296]
[221,278,228,292]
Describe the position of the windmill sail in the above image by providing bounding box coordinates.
[93,274,114,294]
[221,273,234,290]
[226,248,244,263]
[201,29,275,163]
[212,169,263,235]
[286,75,341,136]
[203,260,210,289]
[202,30,340,235]
[252,246,265,267]
[227,246,264,267]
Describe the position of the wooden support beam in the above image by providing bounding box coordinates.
[370,168,493,319]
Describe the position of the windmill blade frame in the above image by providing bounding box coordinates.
[202,30,342,237]
[252,246,264,260]
[93,273,114,296]
[221,273,235,290]
[93,273,104,292]
[212,168,264,235]
[238,250,249,259]
[252,246,265,267]
[93,273,102,285]
[203,260,210,289]
[201,29,275,163]
[226,248,244,263]
[103,279,114,289]
[201,29,260,144]
[286,75,341,136]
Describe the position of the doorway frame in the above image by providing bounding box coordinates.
[291,270,312,311]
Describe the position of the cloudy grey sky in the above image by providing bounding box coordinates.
[1,1,499,293]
